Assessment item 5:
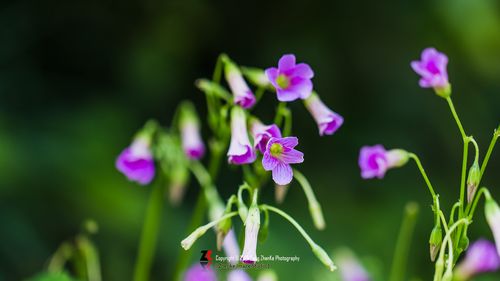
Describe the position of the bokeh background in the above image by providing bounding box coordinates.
[2,0,500,280]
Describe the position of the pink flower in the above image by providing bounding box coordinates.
[184,264,217,281]
[227,107,256,165]
[358,145,409,179]
[226,61,256,109]
[304,93,344,136]
[262,137,304,185]
[250,119,282,154]
[265,54,314,102]
[455,239,500,280]
[116,138,155,185]
[180,119,205,160]
[411,48,450,93]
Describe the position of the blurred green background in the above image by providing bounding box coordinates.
[2,0,500,280]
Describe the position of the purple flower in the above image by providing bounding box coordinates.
[304,93,344,136]
[228,270,252,281]
[184,264,217,281]
[411,48,450,95]
[338,255,371,281]
[455,239,500,280]
[250,119,282,154]
[262,137,304,185]
[241,205,260,264]
[180,119,205,160]
[358,145,409,179]
[485,197,500,257]
[227,107,256,165]
[265,54,314,102]
[116,138,155,185]
[226,61,256,109]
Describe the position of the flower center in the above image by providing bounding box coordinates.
[276,74,290,89]
[270,143,283,157]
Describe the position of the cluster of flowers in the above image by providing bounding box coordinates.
[116,54,343,280]
[358,47,500,281]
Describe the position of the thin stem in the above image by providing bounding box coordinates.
[389,202,419,281]
[459,139,470,217]
[434,219,470,281]
[446,97,467,139]
[133,182,164,281]
[439,211,449,233]
[480,132,499,178]
[293,169,325,230]
[467,187,491,218]
[261,204,316,247]
[273,102,287,127]
[408,153,437,199]
[448,202,461,226]
[470,137,479,163]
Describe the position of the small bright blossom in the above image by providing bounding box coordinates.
[184,264,217,281]
[241,205,260,264]
[262,137,304,185]
[228,269,252,281]
[180,118,205,160]
[454,239,500,280]
[485,197,500,256]
[225,60,256,109]
[358,145,409,179]
[411,47,450,97]
[250,119,282,154]
[227,107,256,165]
[116,137,155,185]
[265,54,314,102]
[304,93,344,136]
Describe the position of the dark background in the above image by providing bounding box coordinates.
[1,0,500,280]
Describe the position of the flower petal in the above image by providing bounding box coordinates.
[280,148,304,164]
[278,54,296,71]
[262,152,279,171]
[272,162,293,185]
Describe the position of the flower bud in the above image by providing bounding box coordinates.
[429,224,443,262]
[224,57,256,109]
[485,196,500,256]
[274,184,289,204]
[242,67,270,88]
[466,162,480,203]
[311,243,336,272]
[169,163,189,206]
[179,102,205,160]
[216,215,232,251]
[304,93,343,136]
[181,225,210,250]
[309,201,326,231]
[240,204,260,264]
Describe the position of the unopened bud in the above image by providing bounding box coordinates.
[181,225,210,250]
[274,184,289,204]
[216,216,232,251]
[309,201,326,230]
[311,243,337,272]
[466,162,480,203]
[429,224,443,262]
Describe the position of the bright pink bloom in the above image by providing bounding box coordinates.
[116,138,155,185]
[265,54,314,102]
[358,145,408,179]
[304,93,343,136]
[250,119,282,154]
[455,239,500,279]
[262,137,304,185]
[411,47,449,89]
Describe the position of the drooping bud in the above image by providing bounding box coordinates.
[227,107,256,165]
[429,224,443,262]
[179,102,205,160]
[311,243,337,272]
[466,162,480,203]
[240,204,260,264]
[303,93,343,136]
[358,145,409,179]
[485,196,500,256]
[181,225,211,250]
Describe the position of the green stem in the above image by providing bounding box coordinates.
[293,169,325,230]
[433,219,470,281]
[388,202,419,281]
[480,132,498,178]
[273,102,287,126]
[467,187,491,218]
[408,153,437,199]
[133,182,165,281]
[446,97,467,139]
